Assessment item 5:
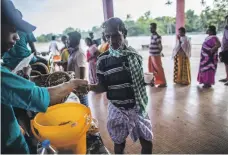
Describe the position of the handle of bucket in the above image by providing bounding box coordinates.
[84,114,92,126]
[30,120,42,142]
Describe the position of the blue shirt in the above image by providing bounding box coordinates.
[3,31,37,70]
[1,66,50,153]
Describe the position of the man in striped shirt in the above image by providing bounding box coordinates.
[89,18,153,154]
[148,23,167,87]
[219,15,228,86]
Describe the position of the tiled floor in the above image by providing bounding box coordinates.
[88,54,228,154]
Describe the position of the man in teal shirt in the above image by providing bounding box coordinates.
[2,10,37,70]
[3,31,37,70]
[1,0,88,153]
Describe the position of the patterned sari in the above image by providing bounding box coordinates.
[197,35,219,85]
[173,36,191,85]
[174,52,191,85]
[87,44,98,84]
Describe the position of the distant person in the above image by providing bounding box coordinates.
[49,35,61,72]
[172,27,191,85]
[219,15,228,86]
[89,32,94,40]
[60,35,68,52]
[197,25,221,88]
[60,35,69,71]
[89,32,96,45]
[67,31,88,106]
[49,35,59,55]
[148,23,167,87]
[85,37,99,84]
[99,32,109,53]
[89,32,100,47]
[2,10,37,70]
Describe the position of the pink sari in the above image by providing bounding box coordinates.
[197,35,218,85]
[87,45,98,84]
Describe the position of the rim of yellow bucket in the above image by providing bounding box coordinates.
[33,102,91,128]
[31,103,92,144]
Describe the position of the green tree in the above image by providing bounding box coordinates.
[63,27,75,35]
[36,5,228,42]
[36,33,54,42]
[36,34,47,42]
[135,11,154,35]
[91,26,103,38]
[155,16,175,34]
[126,14,132,20]
[185,10,201,32]
[144,11,151,20]
[200,0,228,31]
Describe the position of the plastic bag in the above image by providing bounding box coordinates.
[12,53,34,73]
[86,133,110,154]
[64,92,80,103]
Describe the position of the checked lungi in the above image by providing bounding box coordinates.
[107,103,153,144]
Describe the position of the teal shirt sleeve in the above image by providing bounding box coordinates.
[27,33,37,43]
[1,67,50,112]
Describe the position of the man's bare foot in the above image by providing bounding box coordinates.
[219,78,228,83]
[203,84,211,88]
[157,84,167,88]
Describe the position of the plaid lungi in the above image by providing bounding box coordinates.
[107,103,153,144]
[78,94,89,107]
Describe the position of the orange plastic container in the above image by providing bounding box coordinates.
[31,103,91,154]
[53,55,61,62]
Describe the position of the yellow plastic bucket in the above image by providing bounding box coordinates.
[31,103,91,154]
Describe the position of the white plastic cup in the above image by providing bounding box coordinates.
[144,72,154,84]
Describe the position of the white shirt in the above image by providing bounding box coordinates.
[67,48,87,79]
[49,40,59,55]
[172,36,191,58]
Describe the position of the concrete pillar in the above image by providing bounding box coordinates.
[176,0,185,34]
[102,0,114,21]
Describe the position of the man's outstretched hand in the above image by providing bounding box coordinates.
[69,79,88,90]
[48,79,88,105]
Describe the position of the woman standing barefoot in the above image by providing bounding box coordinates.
[197,26,221,88]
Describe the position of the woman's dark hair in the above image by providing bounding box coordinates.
[102,17,128,37]
[102,32,106,42]
[124,29,128,39]
[178,27,186,33]
[52,36,56,40]
[150,23,157,28]
[85,37,93,46]
[208,25,217,35]
[89,32,94,37]
[68,31,81,46]
[61,35,67,42]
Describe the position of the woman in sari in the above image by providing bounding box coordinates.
[60,35,69,71]
[172,27,191,85]
[197,26,221,88]
[85,37,99,84]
